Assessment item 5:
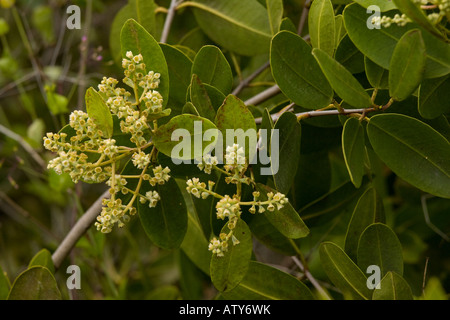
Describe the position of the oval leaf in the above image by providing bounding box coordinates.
[138,176,187,249]
[418,74,450,119]
[272,112,301,194]
[214,94,257,159]
[28,249,55,274]
[191,0,272,56]
[189,74,216,122]
[120,19,169,108]
[342,117,366,188]
[309,0,336,56]
[389,29,426,101]
[192,45,233,95]
[85,87,113,138]
[160,43,193,114]
[367,113,450,198]
[210,219,252,292]
[345,187,386,261]
[365,56,389,90]
[357,223,404,277]
[152,114,219,160]
[8,266,61,300]
[343,3,450,79]
[267,0,283,35]
[222,261,314,300]
[312,48,373,108]
[319,242,371,300]
[372,271,414,300]
[256,183,310,239]
[270,31,333,109]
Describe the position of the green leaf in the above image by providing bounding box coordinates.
[342,117,365,188]
[319,242,371,300]
[418,75,450,119]
[272,112,301,194]
[353,0,397,11]
[138,177,187,249]
[160,43,193,114]
[309,0,336,56]
[357,223,404,277]
[422,277,448,300]
[120,19,169,108]
[270,31,333,109]
[214,94,257,159]
[222,261,314,300]
[146,285,180,300]
[334,15,347,48]
[393,0,446,41]
[109,0,157,63]
[0,265,11,300]
[335,35,365,74]
[189,74,216,122]
[152,114,219,160]
[181,208,212,275]
[256,183,310,239]
[45,85,68,115]
[343,3,450,79]
[182,101,200,116]
[389,29,426,101]
[280,17,297,33]
[210,219,252,292]
[299,177,369,226]
[367,113,450,198]
[28,249,55,274]
[365,57,389,89]
[7,266,61,300]
[345,187,386,261]
[266,0,283,35]
[312,48,373,108]
[191,0,272,56]
[85,87,113,138]
[192,45,233,95]
[372,272,414,300]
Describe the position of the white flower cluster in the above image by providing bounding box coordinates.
[95,198,134,233]
[224,144,247,173]
[140,190,161,208]
[372,13,411,28]
[197,153,219,174]
[248,191,288,214]
[148,165,171,186]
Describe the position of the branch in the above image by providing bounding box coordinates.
[0,124,46,169]
[232,61,270,96]
[244,85,280,106]
[291,256,332,300]
[160,0,181,44]
[52,189,110,269]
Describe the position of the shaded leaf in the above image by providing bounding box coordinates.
[191,0,272,56]
[270,31,333,109]
[335,35,365,74]
[256,183,310,239]
[367,113,450,198]
[192,45,233,95]
[345,187,386,261]
[28,249,55,274]
[0,265,10,300]
[319,242,371,300]
[365,57,389,89]
[372,272,414,300]
[309,0,336,56]
[222,261,314,299]
[120,19,169,108]
[210,219,252,292]
[389,29,426,101]
[7,266,61,300]
[312,48,373,108]
[266,0,283,35]
[418,75,450,119]
[85,87,113,138]
[190,74,216,121]
[138,176,187,249]
[342,117,366,188]
[357,223,404,277]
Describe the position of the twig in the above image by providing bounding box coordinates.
[232,61,270,96]
[52,189,110,269]
[297,0,312,35]
[421,194,450,242]
[244,85,280,106]
[422,256,430,296]
[160,0,181,43]
[0,124,46,169]
[291,256,332,300]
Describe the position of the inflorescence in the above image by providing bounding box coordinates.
[44,51,171,234]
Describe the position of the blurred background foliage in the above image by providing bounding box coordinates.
[0,0,449,300]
